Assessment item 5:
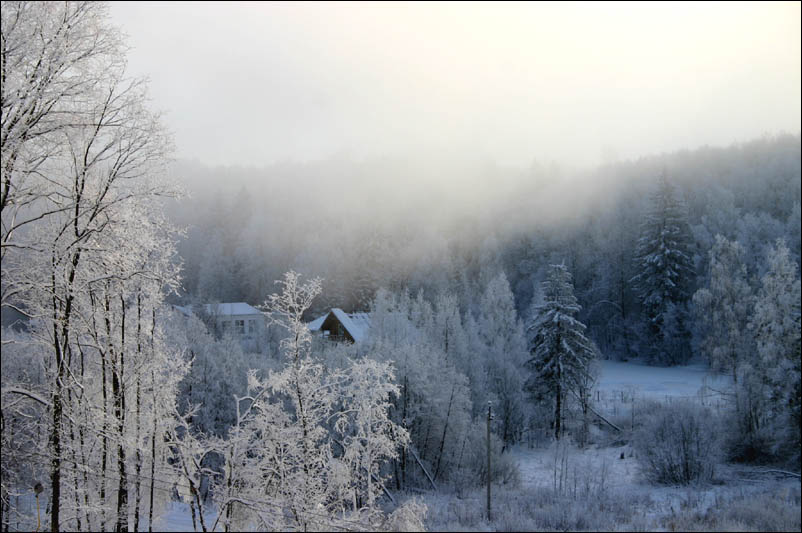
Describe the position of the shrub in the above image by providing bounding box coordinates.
[386,497,428,532]
[450,430,521,490]
[633,401,720,485]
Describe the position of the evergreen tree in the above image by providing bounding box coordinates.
[525,264,598,440]
[632,171,695,364]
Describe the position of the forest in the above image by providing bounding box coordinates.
[1,2,800,532]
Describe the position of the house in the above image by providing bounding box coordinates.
[308,308,371,343]
[174,302,266,340]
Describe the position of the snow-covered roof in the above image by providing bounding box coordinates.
[307,314,326,331]
[174,302,262,317]
[204,303,262,316]
[344,311,371,343]
[307,308,371,343]
[173,304,193,317]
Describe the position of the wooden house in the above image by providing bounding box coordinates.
[307,308,371,343]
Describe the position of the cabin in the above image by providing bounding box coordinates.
[307,308,371,343]
[174,302,266,341]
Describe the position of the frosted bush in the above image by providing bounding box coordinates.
[633,401,720,485]
[386,498,428,532]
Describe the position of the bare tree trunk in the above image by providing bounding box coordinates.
[99,292,111,531]
[555,380,562,441]
[115,295,128,533]
[134,294,143,532]
[0,485,5,533]
[49,375,62,533]
[189,497,197,532]
[148,309,156,533]
[486,403,491,521]
[78,346,92,531]
[68,398,82,531]
[401,376,408,489]
[433,382,455,481]
[49,249,75,533]
[148,376,156,533]
[0,484,7,533]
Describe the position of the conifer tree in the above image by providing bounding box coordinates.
[632,171,695,364]
[526,264,598,440]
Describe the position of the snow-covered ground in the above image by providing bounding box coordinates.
[147,502,220,532]
[592,360,733,426]
[150,362,745,531]
[21,362,780,532]
[420,361,797,532]
[597,359,731,399]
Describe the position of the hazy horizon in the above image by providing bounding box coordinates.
[111,1,801,170]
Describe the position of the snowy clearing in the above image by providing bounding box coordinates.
[597,360,731,399]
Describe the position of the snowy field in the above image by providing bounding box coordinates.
[597,360,731,399]
[418,441,800,531]
[593,360,733,426]
[419,362,798,532]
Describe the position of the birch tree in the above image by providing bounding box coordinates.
[692,235,755,382]
[197,272,415,531]
[1,1,122,303]
[1,2,185,530]
[749,240,801,464]
[477,272,527,447]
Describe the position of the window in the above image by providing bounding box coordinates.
[236,319,245,335]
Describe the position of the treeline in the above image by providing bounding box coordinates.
[169,133,801,365]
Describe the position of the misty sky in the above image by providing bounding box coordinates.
[110,1,801,169]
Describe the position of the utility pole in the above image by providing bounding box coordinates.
[486,401,492,522]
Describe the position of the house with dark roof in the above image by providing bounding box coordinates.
[308,308,371,343]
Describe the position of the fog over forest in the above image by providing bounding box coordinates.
[168,135,800,329]
[2,2,800,532]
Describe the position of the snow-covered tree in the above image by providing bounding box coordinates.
[477,272,527,447]
[692,235,754,382]
[0,3,186,530]
[367,288,483,487]
[526,264,598,440]
[749,240,801,464]
[176,315,251,439]
[632,171,695,365]
[1,1,122,274]
[197,272,417,531]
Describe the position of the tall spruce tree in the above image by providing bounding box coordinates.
[525,264,598,440]
[632,171,695,365]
